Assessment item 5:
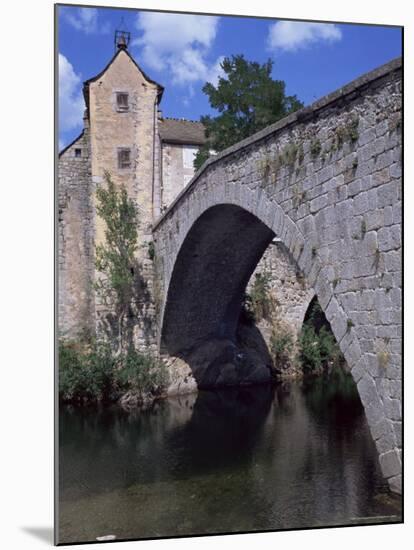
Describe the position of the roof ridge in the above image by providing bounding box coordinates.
[163,117,202,124]
[83,48,164,113]
[58,130,85,157]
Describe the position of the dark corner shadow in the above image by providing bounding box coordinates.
[21,527,54,545]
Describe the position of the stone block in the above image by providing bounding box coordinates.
[347,179,362,197]
[383,396,401,422]
[377,181,399,208]
[376,430,397,455]
[335,198,354,220]
[375,150,393,171]
[390,162,402,179]
[383,250,401,272]
[388,474,402,495]
[350,356,365,383]
[379,449,401,479]
[310,193,329,213]
[392,420,402,447]
[357,373,379,408]
[359,128,376,146]
[377,226,400,252]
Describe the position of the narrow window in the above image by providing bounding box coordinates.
[116,92,129,111]
[118,148,131,169]
[183,147,197,169]
[75,148,82,158]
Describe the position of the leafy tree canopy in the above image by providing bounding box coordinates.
[194,55,304,170]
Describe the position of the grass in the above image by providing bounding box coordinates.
[310,138,322,158]
[377,349,390,370]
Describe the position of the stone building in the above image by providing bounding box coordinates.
[58,34,311,350]
[59,36,208,343]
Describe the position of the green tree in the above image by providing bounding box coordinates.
[194,55,303,170]
[95,171,139,345]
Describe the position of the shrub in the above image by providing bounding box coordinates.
[298,324,343,374]
[310,138,321,158]
[249,271,273,321]
[94,171,145,351]
[58,340,167,404]
[58,340,116,403]
[298,324,322,373]
[270,328,294,369]
[318,326,342,367]
[116,348,167,396]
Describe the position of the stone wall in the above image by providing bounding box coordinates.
[161,143,198,210]
[247,241,315,370]
[153,58,402,492]
[250,241,314,335]
[58,123,95,338]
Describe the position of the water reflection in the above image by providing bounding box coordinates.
[59,369,401,544]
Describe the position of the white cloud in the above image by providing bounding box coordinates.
[133,12,223,86]
[61,7,109,35]
[206,56,226,87]
[267,21,342,52]
[59,53,84,133]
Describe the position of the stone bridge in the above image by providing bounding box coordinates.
[152,58,402,492]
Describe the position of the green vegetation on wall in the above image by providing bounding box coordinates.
[95,170,139,313]
[94,171,152,351]
[270,327,294,370]
[245,271,274,322]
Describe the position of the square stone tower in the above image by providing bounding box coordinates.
[59,36,163,346]
[58,35,206,348]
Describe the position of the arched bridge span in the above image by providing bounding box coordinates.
[152,58,402,492]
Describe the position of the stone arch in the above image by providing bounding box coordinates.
[158,187,358,376]
[154,181,400,492]
[160,203,275,355]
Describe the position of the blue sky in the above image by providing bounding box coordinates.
[58,5,402,150]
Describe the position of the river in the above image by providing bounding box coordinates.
[58,367,401,543]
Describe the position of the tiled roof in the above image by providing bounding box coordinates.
[159,118,206,145]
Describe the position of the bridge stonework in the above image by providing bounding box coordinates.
[152,58,402,493]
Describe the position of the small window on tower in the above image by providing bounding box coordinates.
[118,148,131,169]
[75,148,82,158]
[116,92,129,111]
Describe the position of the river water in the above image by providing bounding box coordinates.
[58,368,401,544]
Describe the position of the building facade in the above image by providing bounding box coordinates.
[58,39,208,346]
